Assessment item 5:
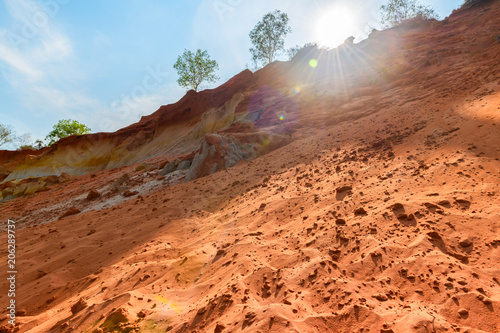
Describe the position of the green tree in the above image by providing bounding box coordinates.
[45,119,91,146]
[0,124,14,148]
[381,0,439,28]
[173,49,219,92]
[249,10,292,67]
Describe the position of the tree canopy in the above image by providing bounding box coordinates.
[380,0,439,28]
[249,10,291,67]
[173,49,219,92]
[45,119,91,146]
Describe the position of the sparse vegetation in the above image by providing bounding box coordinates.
[287,42,319,60]
[16,133,33,150]
[173,49,219,92]
[0,124,35,150]
[0,124,14,148]
[18,139,45,151]
[461,0,490,7]
[33,140,45,150]
[249,10,291,67]
[380,0,439,28]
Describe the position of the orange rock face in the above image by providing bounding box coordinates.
[0,2,499,333]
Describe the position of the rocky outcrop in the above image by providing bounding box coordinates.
[185,134,249,181]
[1,71,256,183]
[0,174,70,202]
[162,159,192,176]
[187,93,244,140]
[0,149,38,182]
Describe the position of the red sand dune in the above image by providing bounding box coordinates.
[1,1,500,332]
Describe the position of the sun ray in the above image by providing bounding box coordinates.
[316,6,356,49]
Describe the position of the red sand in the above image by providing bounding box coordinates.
[1,2,499,332]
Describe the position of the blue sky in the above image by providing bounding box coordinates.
[0,0,463,149]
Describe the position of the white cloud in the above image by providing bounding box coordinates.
[0,42,42,78]
[0,0,93,144]
[0,0,73,78]
[35,31,72,62]
[30,86,100,112]
[0,0,179,142]
[85,82,186,134]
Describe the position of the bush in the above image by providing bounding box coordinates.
[381,0,439,28]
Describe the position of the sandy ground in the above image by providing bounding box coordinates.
[1,2,500,333]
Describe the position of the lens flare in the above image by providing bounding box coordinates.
[156,295,182,314]
[289,86,302,95]
[309,59,318,68]
[249,85,300,135]
[279,110,288,121]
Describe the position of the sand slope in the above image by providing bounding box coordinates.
[0,1,500,332]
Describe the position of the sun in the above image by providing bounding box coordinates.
[316,6,355,48]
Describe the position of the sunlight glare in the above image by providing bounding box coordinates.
[316,7,355,48]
